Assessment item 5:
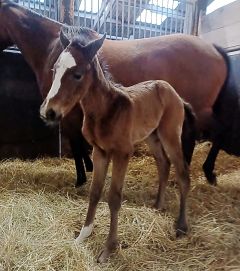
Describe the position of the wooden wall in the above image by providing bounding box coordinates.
[200,0,240,50]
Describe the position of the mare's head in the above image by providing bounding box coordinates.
[40,28,106,125]
[0,0,17,50]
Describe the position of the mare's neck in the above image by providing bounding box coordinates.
[1,2,62,89]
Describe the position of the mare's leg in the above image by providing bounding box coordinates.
[98,151,131,263]
[202,141,220,185]
[75,147,110,243]
[145,133,170,211]
[159,128,190,237]
[70,138,87,187]
[79,132,93,172]
[70,136,93,187]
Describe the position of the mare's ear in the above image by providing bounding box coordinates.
[83,33,106,62]
[60,29,70,48]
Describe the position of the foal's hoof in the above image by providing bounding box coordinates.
[97,241,118,263]
[97,249,111,263]
[153,202,166,212]
[176,224,188,238]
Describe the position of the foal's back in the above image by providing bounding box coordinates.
[125,80,185,144]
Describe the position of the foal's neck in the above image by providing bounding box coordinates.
[81,57,126,115]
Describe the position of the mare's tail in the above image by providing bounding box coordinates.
[181,102,196,165]
[212,44,232,114]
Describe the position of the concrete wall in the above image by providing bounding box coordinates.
[200,0,240,50]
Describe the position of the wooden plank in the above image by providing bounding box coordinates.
[201,0,240,33]
[201,21,240,50]
[59,0,74,25]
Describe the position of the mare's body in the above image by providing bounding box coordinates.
[0,49,58,158]
[40,32,194,263]
[0,0,230,184]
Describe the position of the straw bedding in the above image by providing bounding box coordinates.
[0,142,239,271]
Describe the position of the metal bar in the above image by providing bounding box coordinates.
[170,0,174,34]
[59,124,62,158]
[138,0,142,38]
[121,0,124,39]
[154,0,158,37]
[84,0,87,27]
[160,0,164,35]
[116,0,119,39]
[144,0,147,38]
[44,0,46,16]
[127,0,130,38]
[180,0,185,33]
[133,0,136,38]
[91,0,93,28]
[77,0,80,26]
[103,0,107,34]
[97,0,100,32]
[110,0,113,39]
[149,0,153,37]
[39,0,41,15]
[164,0,170,35]
[175,0,179,33]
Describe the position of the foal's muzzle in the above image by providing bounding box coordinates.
[40,108,62,126]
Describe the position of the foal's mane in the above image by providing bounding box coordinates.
[67,27,122,88]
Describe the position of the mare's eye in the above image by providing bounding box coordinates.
[73,73,82,80]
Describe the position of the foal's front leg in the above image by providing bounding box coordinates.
[97,151,131,263]
[76,146,110,243]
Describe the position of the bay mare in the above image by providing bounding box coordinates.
[0,0,229,184]
[40,31,194,263]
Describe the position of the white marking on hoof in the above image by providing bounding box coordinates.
[75,224,93,244]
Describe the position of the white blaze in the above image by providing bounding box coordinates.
[40,51,76,117]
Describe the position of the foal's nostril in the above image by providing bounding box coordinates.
[46,108,57,121]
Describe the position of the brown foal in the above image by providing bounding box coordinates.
[40,29,192,263]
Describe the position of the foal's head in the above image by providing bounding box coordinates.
[40,28,106,125]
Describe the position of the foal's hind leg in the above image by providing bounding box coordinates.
[76,146,110,243]
[145,132,170,211]
[158,128,190,237]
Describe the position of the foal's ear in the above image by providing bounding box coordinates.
[60,29,70,48]
[83,33,106,62]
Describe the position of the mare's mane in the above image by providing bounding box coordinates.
[0,0,60,26]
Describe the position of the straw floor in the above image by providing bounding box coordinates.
[0,142,239,271]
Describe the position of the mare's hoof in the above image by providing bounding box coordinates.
[86,163,93,172]
[205,172,217,186]
[85,160,93,172]
[75,178,87,188]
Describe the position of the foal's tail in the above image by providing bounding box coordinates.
[181,103,196,165]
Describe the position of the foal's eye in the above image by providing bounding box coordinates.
[73,73,82,80]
